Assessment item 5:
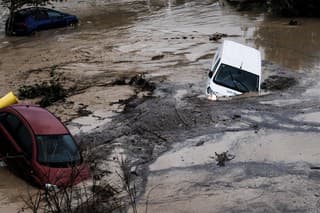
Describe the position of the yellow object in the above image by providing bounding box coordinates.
[0,92,18,109]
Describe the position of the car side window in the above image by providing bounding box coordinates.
[47,11,63,18]
[6,114,19,130]
[3,113,33,159]
[34,10,49,20]
[17,124,33,158]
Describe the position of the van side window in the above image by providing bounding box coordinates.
[212,58,221,72]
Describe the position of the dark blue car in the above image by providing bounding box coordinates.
[5,7,78,36]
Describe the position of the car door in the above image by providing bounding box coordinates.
[33,9,51,31]
[0,113,17,158]
[0,112,33,179]
[47,10,67,28]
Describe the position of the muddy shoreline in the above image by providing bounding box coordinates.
[73,60,320,212]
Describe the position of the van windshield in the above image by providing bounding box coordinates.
[213,63,259,93]
[37,135,81,167]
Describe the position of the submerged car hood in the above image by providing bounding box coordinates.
[35,163,90,187]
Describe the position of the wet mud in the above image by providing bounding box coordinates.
[0,0,320,212]
[78,63,320,212]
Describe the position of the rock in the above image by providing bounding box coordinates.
[151,55,164,60]
[194,140,205,147]
[232,114,241,120]
[111,78,127,85]
[214,151,235,167]
[288,19,298,25]
[209,33,228,41]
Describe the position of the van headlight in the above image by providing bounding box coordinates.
[206,87,217,101]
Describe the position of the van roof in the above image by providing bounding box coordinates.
[220,40,261,76]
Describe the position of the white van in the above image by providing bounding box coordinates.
[206,40,261,100]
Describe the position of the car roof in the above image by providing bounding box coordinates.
[9,104,68,135]
[16,7,61,16]
[220,40,261,76]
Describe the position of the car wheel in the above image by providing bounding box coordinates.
[28,30,35,36]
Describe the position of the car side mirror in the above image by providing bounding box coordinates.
[208,70,213,78]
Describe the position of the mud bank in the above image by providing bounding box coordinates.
[74,60,320,212]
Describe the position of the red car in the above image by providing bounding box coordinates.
[0,104,90,187]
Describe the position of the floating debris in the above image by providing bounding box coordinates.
[128,74,155,92]
[151,55,164,61]
[77,105,92,117]
[288,19,299,25]
[261,75,297,91]
[112,74,155,92]
[111,78,126,86]
[214,151,235,167]
[209,33,228,41]
[18,80,67,107]
[310,166,320,170]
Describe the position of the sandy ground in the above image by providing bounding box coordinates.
[137,131,320,212]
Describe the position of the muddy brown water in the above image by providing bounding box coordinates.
[1,0,320,212]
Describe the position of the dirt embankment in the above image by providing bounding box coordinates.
[70,59,320,212]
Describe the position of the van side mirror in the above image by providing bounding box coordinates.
[208,70,213,78]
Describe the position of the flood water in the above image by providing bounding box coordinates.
[1,0,320,212]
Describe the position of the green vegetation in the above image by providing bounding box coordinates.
[227,0,320,17]
[18,80,67,107]
[268,0,320,17]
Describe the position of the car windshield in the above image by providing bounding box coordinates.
[213,63,259,93]
[36,135,81,167]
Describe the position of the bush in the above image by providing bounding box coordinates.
[18,80,67,107]
[268,0,320,17]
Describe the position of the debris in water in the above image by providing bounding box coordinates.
[111,74,155,92]
[232,114,241,120]
[129,74,155,92]
[288,19,298,25]
[18,80,67,107]
[110,74,156,112]
[110,95,137,107]
[151,55,164,61]
[111,78,126,85]
[261,75,297,91]
[214,151,235,167]
[77,105,92,117]
[310,166,320,170]
[209,33,228,41]
[194,140,205,147]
